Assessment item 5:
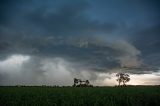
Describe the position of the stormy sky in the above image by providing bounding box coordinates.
[0,0,160,86]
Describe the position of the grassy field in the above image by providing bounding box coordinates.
[0,86,160,106]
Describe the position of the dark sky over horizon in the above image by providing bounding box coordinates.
[0,0,160,85]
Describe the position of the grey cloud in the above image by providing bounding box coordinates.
[0,31,144,73]
[0,0,160,85]
[0,1,119,73]
[131,25,160,67]
[24,1,117,36]
[0,25,151,74]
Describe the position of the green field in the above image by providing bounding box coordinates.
[0,86,160,106]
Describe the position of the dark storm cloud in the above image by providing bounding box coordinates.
[131,25,160,67]
[0,0,160,85]
[0,0,33,25]
[0,0,14,25]
[0,0,119,71]
[12,0,117,36]
[0,0,159,70]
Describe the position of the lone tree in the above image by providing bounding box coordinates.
[116,73,130,86]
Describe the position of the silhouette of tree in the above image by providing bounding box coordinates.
[85,80,89,85]
[73,78,92,87]
[116,73,130,86]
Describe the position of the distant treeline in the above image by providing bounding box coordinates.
[0,85,160,87]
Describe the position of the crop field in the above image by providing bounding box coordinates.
[0,86,160,106]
